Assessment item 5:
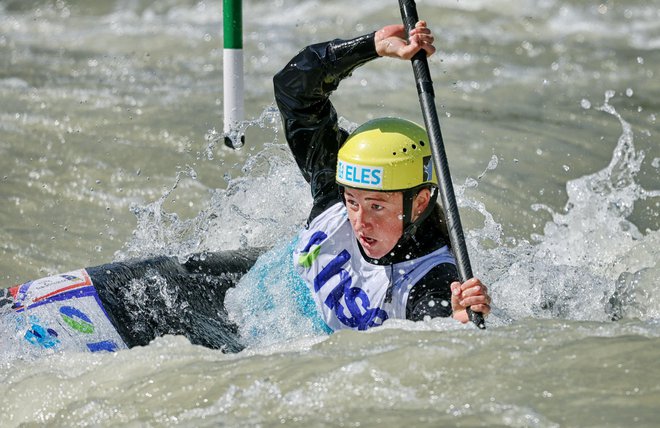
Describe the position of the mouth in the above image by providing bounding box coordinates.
[359,234,377,248]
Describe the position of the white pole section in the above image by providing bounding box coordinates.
[223,0,244,148]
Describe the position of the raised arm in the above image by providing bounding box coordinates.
[273,22,436,223]
[273,33,379,222]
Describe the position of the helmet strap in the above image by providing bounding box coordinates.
[401,186,438,241]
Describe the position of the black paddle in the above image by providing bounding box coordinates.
[398,0,485,329]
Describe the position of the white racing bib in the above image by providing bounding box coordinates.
[293,202,455,331]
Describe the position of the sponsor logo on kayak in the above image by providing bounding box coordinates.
[11,269,93,312]
[60,305,95,334]
[86,340,119,353]
[23,316,60,349]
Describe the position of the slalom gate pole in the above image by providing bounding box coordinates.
[223,0,245,148]
[398,0,485,329]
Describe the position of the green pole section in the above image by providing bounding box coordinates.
[223,0,242,49]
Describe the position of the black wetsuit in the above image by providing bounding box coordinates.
[273,32,459,321]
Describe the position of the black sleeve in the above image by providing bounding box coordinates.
[406,263,459,320]
[273,32,379,223]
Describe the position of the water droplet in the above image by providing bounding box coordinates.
[465,177,478,188]
[580,99,591,109]
[651,158,660,168]
[563,165,570,172]
[626,88,634,97]
[487,155,499,170]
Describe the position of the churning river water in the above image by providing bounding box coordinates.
[1,0,659,426]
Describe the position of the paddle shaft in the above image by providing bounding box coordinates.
[398,0,485,329]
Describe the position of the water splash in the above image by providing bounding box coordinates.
[204,105,281,158]
[224,238,330,348]
[116,106,311,264]
[118,165,205,262]
[471,92,659,322]
[459,154,504,248]
[531,91,658,273]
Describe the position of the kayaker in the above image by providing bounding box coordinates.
[273,20,491,330]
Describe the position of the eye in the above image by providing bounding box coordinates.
[371,203,384,211]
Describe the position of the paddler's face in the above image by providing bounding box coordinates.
[343,188,404,259]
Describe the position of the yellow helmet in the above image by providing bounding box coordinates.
[336,117,437,191]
